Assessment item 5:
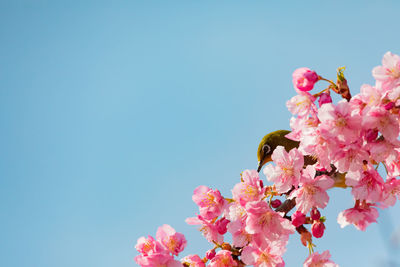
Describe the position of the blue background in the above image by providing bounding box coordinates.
[1,1,400,266]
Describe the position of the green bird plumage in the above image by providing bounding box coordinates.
[257,130,299,172]
[257,130,347,188]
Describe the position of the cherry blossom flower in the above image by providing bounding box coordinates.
[135,235,166,256]
[241,242,285,267]
[186,215,224,243]
[318,100,361,144]
[362,106,399,143]
[287,92,318,117]
[263,146,304,193]
[346,166,384,203]
[372,51,400,92]
[181,254,205,267]
[337,203,379,231]
[208,250,238,267]
[289,166,334,214]
[232,169,265,207]
[192,186,226,220]
[382,177,400,207]
[303,250,338,267]
[299,127,335,171]
[331,140,369,173]
[135,253,183,267]
[156,224,187,256]
[225,203,252,247]
[245,200,295,242]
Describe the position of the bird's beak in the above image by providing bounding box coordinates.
[257,156,272,173]
[257,161,262,173]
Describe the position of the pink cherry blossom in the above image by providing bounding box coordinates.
[192,186,226,220]
[290,166,334,214]
[362,106,399,143]
[382,177,400,207]
[286,92,317,117]
[372,51,400,91]
[263,146,304,193]
[288,115,319,143]
[384,150,400,177]
[232,169,265,206]
[332,140,369,173]
[366,138,398,166]
[241,242,285,267]
[186,215,224,244]
[303,250,338,267]
[208,250,237,267]
[337,203,379,231]
[318,100,361,144]
[181,254,205,267]
[156,224,187,256]
[387,85,400,104]
[299,127,336,171]
[135,253,183,267]
[225,203,252,247]
[135,235,166,256]
[245,201,295,242]
[292,67,319,92]
[356,84,382,109]
[346,166,384,203]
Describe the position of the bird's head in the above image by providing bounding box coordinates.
[257,130,298,172]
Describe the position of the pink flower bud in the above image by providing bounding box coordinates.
[292,67,319,92]
[310,208,321,221]
[365,129,379,142]
[291,210,306,227]
[206,249,216,260]
[311,221,325,238]
[384,101,395,110]
[215,218,230,235]
[271,199,282,208]
[318,92,332,106]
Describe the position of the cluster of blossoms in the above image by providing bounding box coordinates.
[135,51,400,266]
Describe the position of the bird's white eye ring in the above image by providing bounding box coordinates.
[262,144,271,155]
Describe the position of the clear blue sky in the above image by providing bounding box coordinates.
[1,1,400,266]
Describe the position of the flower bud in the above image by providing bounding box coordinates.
[384,101,395,110]
[206,249,216,260]
[292,68,319,92]
[365,129,378,142]
[311,221,325,238]
[318,92,332,106]
[310,208,321,221]
[215,218,230,235]
[271,199,282,209]
[291,210,306,227]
